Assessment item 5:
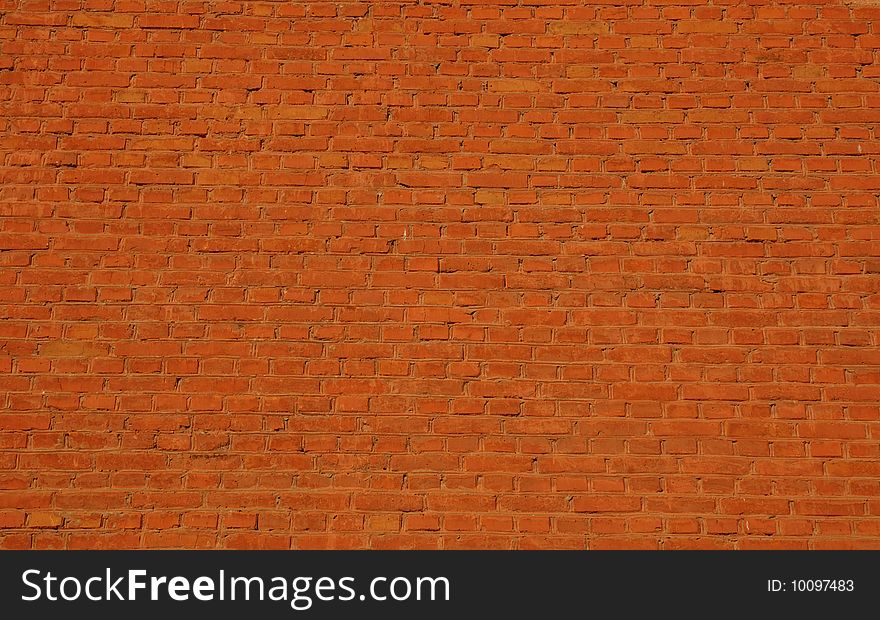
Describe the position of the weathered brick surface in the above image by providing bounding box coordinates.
[1,1,880,549]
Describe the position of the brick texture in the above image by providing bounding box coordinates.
[1,0,880,550]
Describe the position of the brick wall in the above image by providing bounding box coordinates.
[2,0,880,549]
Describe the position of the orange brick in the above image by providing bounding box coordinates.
[1,2,879,551]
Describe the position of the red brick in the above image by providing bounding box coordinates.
[1,2,879,551]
